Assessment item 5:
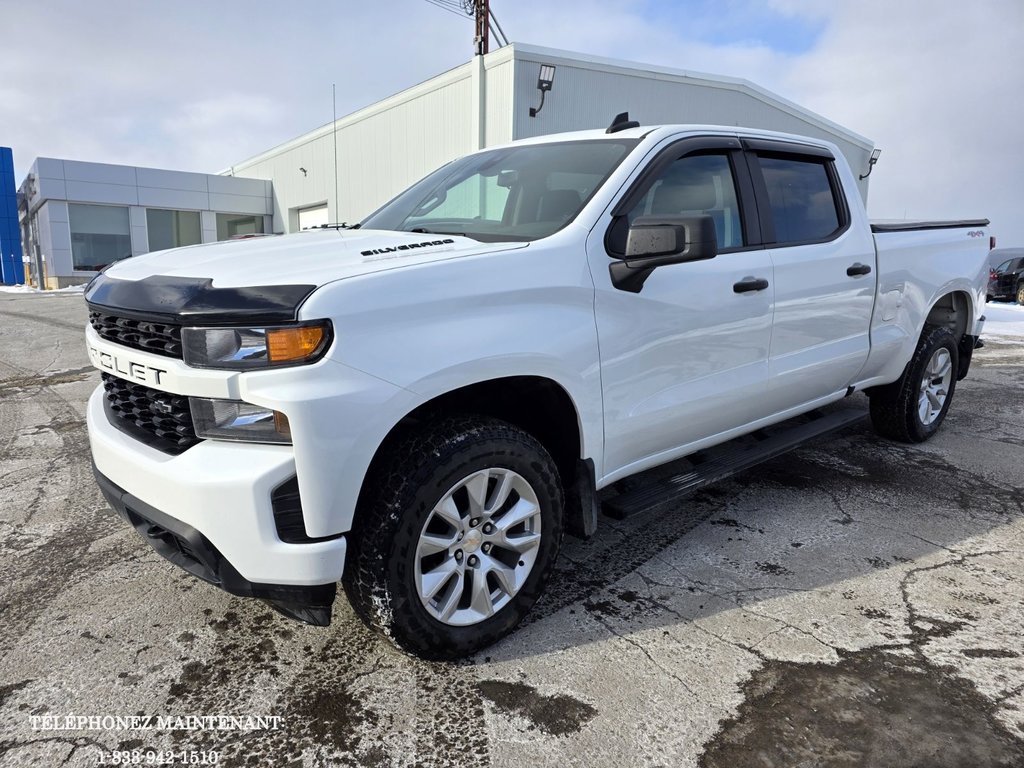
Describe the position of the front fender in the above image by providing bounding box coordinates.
[296,237,602,530]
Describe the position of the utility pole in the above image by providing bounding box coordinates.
[473,0,489,55]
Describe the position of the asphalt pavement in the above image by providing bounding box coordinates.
[2,291,1023,767]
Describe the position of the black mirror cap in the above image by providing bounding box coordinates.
[624,215,718,263]
[625,220,684,259]
[611,215,718,293]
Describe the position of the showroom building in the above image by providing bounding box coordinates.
[15,43,873,287]
[17,159,272,288]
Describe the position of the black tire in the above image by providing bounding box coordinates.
[868,326,959,443]
[342,416,563,660]
[1016,283,1024,306]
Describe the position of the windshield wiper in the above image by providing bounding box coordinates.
[409,227,475,240]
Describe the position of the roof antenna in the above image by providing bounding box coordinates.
[606,112,640,134]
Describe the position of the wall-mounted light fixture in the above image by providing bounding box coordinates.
[859,148,881,180]
[528,64,556,118]
[299,167,308,177]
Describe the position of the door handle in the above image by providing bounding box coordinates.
[847,262,872,277]
[733,277,769,293]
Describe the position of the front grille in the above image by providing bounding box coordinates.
[102,373,200,454]
[89,310,183,359]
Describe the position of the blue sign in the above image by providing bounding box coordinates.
[1,147,25,285]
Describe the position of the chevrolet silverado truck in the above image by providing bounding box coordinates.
[85,115,989,658]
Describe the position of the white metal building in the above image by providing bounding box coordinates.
[17,159,273,287]
[229,43,875,234]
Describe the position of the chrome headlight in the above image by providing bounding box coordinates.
[189,398,292,444]
[181,321,332,370]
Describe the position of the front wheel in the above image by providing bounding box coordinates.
[868,326,959,443]
[343,416,564,659]
[1016,284,1024,305]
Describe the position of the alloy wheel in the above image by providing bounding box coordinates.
[414,468,542,626]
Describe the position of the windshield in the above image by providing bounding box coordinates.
[360,139,639,242]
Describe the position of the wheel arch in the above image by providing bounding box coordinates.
[354,375,585,521]
[923,289,973,342]
[922,289,977,380]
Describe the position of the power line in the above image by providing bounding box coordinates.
[423,0,509,55]
[422,1,464,18]
[423,0,471,17]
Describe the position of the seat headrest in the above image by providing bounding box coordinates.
[538,189,582,222]
[651,182,717,215]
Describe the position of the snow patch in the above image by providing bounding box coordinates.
[0,284,86,295]
[983,301,1024,341]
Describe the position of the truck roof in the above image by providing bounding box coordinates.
[504,124,840,153]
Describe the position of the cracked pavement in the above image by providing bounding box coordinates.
[1,292,1023,767]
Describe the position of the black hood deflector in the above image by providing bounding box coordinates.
[85,274,316,326]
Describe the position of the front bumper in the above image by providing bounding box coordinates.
[87,386,348,621]
[93,466,337,625]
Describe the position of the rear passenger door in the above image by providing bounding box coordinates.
[745,139,877,414]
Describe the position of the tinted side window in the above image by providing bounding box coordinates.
[625,153,745,250]
[758,155,842,245]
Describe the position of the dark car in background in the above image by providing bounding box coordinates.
[987,248,1024,304]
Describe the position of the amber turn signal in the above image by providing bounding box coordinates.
[267,326,326,363]
[273,410,292,438]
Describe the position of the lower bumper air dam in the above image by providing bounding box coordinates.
[92,463,336,626]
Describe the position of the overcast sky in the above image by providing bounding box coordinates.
[2,0,1021,244]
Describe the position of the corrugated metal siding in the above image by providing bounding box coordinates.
[512,49,873,200]
[337,76,474,220]
[233,66,477,231]
[484,57,514,148]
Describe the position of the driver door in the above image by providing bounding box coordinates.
[588,136,775,480]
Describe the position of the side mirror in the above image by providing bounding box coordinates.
[611,215,718,293]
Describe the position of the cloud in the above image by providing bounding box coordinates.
[774,0,1024,239]
[1,0,1019,242]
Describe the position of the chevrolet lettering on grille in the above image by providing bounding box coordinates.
[88,345,168,386]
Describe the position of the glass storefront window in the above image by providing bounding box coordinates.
[216,213,264,241]
[147,209,201,252]
[68,204,132,271]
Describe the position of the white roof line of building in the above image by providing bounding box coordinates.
[30,156,236,180]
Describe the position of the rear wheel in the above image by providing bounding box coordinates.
[1016,283,1024,305]
[869,326,958,443]
[343,416,563,659]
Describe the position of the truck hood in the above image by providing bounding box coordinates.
[103,229,526,289]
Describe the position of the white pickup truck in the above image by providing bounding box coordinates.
[85,116,989,658]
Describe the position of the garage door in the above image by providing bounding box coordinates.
[298,205,329,230]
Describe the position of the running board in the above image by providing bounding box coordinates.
[602,408,868,519]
